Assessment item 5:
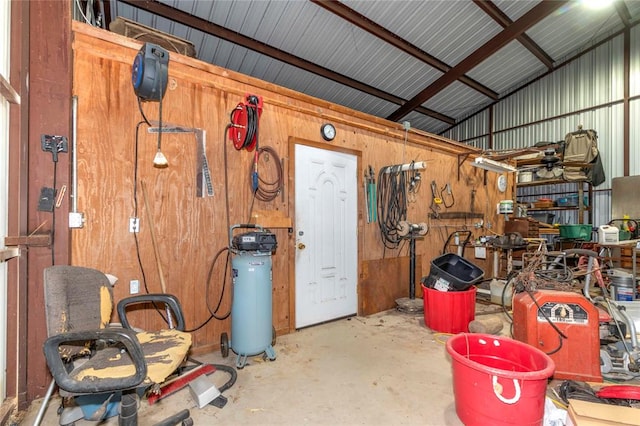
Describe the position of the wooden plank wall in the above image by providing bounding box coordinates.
[71,23,508,353]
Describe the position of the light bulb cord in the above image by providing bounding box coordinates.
[156,57,164,160]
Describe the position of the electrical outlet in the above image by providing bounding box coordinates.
[130,280,139,294]
[474,246,487,259]
[129,217,140,233]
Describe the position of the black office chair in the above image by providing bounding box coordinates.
[40,265,192,425]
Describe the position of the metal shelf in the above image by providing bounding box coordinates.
[525,206,590,212]
[517,178,588,188]
[514,169,591,224]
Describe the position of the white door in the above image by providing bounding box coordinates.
[295,144,357,328]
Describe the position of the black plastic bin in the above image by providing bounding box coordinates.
[422,253,484,291]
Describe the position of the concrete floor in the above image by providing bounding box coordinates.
[16,308,509,426]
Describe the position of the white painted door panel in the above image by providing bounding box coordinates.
[295,145,357,328]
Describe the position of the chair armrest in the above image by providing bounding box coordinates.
[117,293,186,331]
[43,328,147,393]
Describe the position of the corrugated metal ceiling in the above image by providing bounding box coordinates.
[95,0,639,135]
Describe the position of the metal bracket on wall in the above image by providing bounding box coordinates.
[457,153,470,182]
[428,212,484,220]
[147,123,214,198]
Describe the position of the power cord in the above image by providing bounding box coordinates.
[41,134,69,265]
[377,165,407,250]
[132,120,167,324]
[525,287,568,355]
[186,246,232,332]
[407,163,421,203]
[187,123,236,331]
[250,146,283,202]
[501,272,517,322]
[51,161,57,265]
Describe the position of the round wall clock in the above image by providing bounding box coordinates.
[497,174,508,193]
[321,123,336,141]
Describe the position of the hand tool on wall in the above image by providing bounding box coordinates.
[364,165,377,223]
[364,171,370,223]
[407,166,421,203]
[441,182,454,208]
[430,180,442,218]
[370,166,377,222]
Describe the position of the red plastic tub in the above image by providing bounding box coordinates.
[422,284,476,333]
[446,333,555,425]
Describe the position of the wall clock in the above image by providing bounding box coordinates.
[321,123,336,141]
[497,174,508,193]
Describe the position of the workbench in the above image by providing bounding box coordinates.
[596,239,640,282]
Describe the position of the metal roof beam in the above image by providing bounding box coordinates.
[311,0,499,101]
[117,0,455,125]
[472,0,554,70]
[614,1,632,27]
[387,0,568,122]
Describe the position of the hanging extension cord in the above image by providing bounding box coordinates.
[250,146,283,202]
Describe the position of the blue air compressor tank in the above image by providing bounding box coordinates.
[230,251,273,357]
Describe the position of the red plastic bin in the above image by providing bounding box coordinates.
[422,284,476,333]
[446,333,555,425]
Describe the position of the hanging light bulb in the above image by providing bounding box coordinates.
[152,73,168,169]
[153,149,168,168]
[132,43,171,169]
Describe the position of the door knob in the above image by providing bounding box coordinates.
[297,243,306,250]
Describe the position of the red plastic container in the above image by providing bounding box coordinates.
[446,333,555,426]
[422,284,476,333]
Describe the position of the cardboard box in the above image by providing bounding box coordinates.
[567,399,640,426]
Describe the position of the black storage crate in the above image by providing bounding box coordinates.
[422,253,484,291]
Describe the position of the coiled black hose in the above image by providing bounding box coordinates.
[377,165,407,249]
[250,145,283,202]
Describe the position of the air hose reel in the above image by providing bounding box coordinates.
[228,94,263,151]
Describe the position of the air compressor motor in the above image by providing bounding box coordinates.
[231,231,277,252]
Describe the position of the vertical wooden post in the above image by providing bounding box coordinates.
[24,0,72,403]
